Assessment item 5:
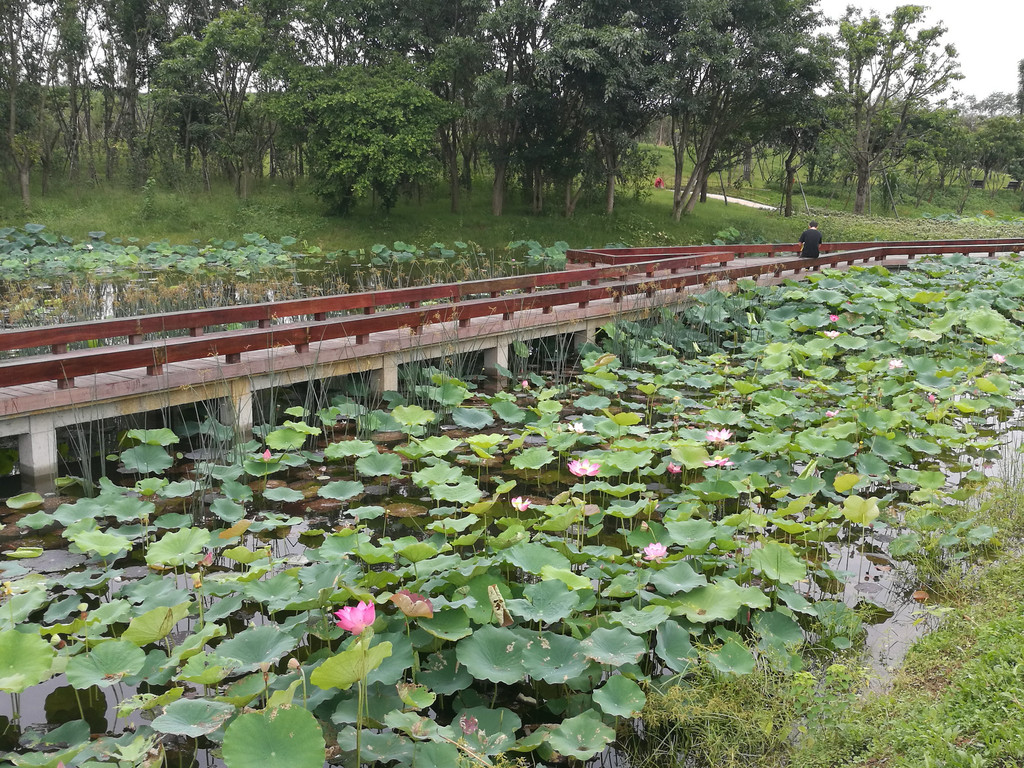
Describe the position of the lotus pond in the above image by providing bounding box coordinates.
[2,252,1022,768]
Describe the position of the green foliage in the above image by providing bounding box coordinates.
[276,63,453,213]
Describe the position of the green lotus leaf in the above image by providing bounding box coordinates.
[263,486,305,503]
[152,698,235,737]
[417,436,462,456]
[593,674,646,717]
[832,473,862,493]
[127,428,178,446]
[4,546,44,559]
[5,492,44,510]
[675,579,771,623]
[495,544,569,573]
[455,626,529,684]
[122,602,191,646]
[964,308,1009,338]
[492,401,526,423]
[662,519,716,554]
[66,640,146,688]
[222,706,326,768]
[707,638,756,676]
[580,626,646,666]
[311,639,392,691]
[452,706,522,756]
[576,394,611,411]
[538,565,591,591]
[520,631,588,684]
[121,444,173,474]
[430,480,483,504]
[452,408,494,429]
[507,580,580,623]
[145,527,211,567]
[210,497,246,522]
[606,603,671,633]
[355,452,404,477]
[749,540,807,584]
[412,462,462,487]
[392,404,436,428]
[511,446,555,470]
[649,561,707,595]
[546,709,615,760]
[655,619,698,673]
[318,480,365,501]
[419,647,473,694]
[217,626,299,673]
[0,630,54,692]
[754,610,804,648]
[265,426,312,450]
[324,440,376,459]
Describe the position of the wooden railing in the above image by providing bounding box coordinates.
[1,240,1021,391]
[566,238,1024,265]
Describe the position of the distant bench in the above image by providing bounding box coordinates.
[1008,180,1021,191]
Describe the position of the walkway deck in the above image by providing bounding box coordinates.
[2,239,1021,491]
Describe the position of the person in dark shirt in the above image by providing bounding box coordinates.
[797,220,822,258]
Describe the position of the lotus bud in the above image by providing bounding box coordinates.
[288,657,301,671]
[191,573,203,589]
[50,634,63,646]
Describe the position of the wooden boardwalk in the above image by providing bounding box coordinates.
[2,238,1021,490]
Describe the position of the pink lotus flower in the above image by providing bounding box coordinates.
[928,393,937,404]
[521,379,530,389]
[643,542,668,561]
[334,601,376,635]
[829,314,839,323]
[993,353,1006,364]
[705,428,733,444]
[262,449,272,460]
[826,410,839,418]
[704,456,734,468]
[824,330,840,339]
[511,496,532,511]
[888,359,904,370]
[666,462,682,474]
[460,714,479,735]
[567,458,601,477]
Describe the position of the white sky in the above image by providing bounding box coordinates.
[814,0,1024,100]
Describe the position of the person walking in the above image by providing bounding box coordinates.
[797,220,822,259]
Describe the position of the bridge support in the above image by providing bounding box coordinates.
[18,414,58,494]
[220,380,254,438]
[368,362,399,395]
[483,343,509,384]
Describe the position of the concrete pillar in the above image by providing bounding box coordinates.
[368,360,399,396]
[483,342,510,385]
[220,379,255,438]
[18,414,58,493]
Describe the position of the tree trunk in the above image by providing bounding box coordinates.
[853,156,871,214]
[742,146,752,184]
[19,166,30,209]
[605,171,615,214]
[492,161,507,216]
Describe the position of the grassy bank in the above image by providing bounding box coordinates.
[4,172,1024,255]
[789,476,1024,768]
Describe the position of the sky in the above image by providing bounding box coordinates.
[813,0,1024,100]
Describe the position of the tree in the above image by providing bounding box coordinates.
[831,5,960,214]
[975,116,1024,188]
[276,64,452,213]
[662,0,830,219]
